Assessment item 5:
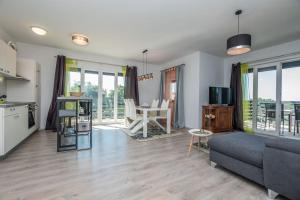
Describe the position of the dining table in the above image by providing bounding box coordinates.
[136,106,171,138]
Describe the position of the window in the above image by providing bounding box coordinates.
[249,59,300,137]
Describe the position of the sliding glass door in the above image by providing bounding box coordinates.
[102,73,115,122]
[255,66,277,133]
[281,61,300,136]
[250,59,300,137]
[81,70,124,124]
[84,71,99,122]
[117,74,125,120]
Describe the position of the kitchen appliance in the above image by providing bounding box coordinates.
[28,103,36,129]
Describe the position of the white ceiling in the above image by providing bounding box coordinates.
[0,0,300,64]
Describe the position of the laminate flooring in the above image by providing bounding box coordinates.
[0,126,287,200]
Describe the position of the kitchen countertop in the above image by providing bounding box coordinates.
[0,102,36,108]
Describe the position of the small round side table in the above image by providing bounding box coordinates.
[188,129,213,156]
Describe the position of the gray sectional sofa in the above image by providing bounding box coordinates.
[208,132,300,200]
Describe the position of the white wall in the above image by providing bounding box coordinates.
[15,42,161,129]
[199,52,224,127]
[163,52,200,128]
[223,39,300,86]
[161,51,224,128]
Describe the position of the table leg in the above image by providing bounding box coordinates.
[143,110,148,138]
[188,135,194,156]
[166,108,171,134]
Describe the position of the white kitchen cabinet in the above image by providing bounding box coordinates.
[0,40,6,74]
[0,105,28,157]
[0,39,16,77]
[7,58,41,132]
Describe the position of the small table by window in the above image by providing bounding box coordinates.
[188,129,213,155]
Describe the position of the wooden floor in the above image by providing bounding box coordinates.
[0,126,286,200]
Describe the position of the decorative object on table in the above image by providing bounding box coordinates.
[188,129,213,155]
[137,49,153,81]
[227,9,251,56]
[0,95,7,104]
[141,103,150,108]
[70,91,85,97]
[56,97,92,152]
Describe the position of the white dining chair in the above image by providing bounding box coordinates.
[124,99,131,126]
[149,99,170,131]
[126,99,144,135]
[149,99,159,117]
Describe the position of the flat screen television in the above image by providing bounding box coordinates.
[209,87,231,105]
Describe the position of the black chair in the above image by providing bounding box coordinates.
[263,103,285,132]
[293,104,300,135]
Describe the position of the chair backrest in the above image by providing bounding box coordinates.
[128,99,137,119]
[264,103,276,119]
[124,99,131,118]
[161,99,169,109]
[151,99,159,108]
[294,104,300,120]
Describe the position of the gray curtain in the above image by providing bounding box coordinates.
[230,62,243,130]
[174,64,185,128]
[158,71,165,104]
[124,66,139,106]
[46,55,66,130]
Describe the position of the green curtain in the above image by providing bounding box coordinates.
[64,58,79,97]
[241,63,253,133]
[64,58,79,110]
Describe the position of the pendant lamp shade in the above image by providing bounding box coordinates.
[227,34,251,55]
[226,10,251,56]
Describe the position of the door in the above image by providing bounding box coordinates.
[84,70,99,122]
[255,66,278,133]
[80,68,124,124]
[164,69,176,127]
[102,72,115,123]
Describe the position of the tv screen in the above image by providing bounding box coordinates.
[209,87,231,105]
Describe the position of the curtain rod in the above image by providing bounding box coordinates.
[54,55,125,67]
[244,51,300,66]
[161,63,185,71]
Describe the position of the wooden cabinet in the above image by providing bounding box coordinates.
[0,39,16,77]
[202,105,233,133]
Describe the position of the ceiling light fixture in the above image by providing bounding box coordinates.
[72,34,89,46]
[227,10,251,56]
[138,49,153,81]
[31,26,47,36]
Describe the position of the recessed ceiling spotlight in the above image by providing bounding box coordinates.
[72,34,89,46]
[31,26,47,36]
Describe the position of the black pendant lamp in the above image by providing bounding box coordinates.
[227,10,251,56]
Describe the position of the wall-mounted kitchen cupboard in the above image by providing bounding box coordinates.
[7,58,41,131]
[0,39,16,77]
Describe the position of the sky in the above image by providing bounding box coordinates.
[248,67,300,101]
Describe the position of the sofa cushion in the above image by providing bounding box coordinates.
[208,132,269,168]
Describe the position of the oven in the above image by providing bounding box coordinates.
[28,103,36,129]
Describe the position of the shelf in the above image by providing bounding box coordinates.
[56,97,92,152]
[58,110,76,117]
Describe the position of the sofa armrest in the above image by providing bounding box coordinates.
[264,138,300,200]
[265,137,300,154]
